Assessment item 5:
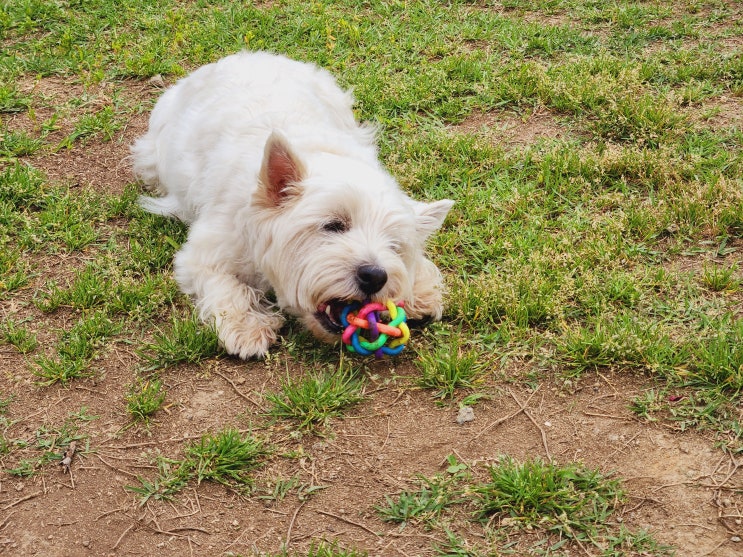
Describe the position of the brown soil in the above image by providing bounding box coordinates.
[2,356,742,556]
[1,83,742,557]
[453,109,576,149]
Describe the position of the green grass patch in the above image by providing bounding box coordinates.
[139,311,222,371]
[126,428,269,503]
[378,455,672,556]
[415,329,486,399]
[266,363,365,431]
[269,541,368,557]
[125,376,166,423]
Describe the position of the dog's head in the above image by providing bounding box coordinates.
[249,131,453,342]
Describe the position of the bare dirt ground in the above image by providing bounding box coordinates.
[1,82,742,557]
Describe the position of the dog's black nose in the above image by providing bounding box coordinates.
[356,264,388,295]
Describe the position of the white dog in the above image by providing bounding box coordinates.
[131,51,453,358]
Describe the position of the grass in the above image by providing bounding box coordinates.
[415,329,486,399]
[269,541,368,557]
[4,408,95,477]
[139,311,222,371]
[265,363,365,431]
[0,318,38,353]
[1,0,742,552]
[377,455,672,556]
[126,428,268,503]
[125,376,166,422]
[473,457,622,529]
[377,473,463,525]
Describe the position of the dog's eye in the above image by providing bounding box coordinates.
[322,218,349,233]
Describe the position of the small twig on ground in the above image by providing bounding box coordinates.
[622,495,664,515]
[508,389,552,461]
[601,431,642,467]
[316,509,381,537]
[672,523,716,532]
[112,523,135,550]
[285,500,307,548]
[168,526,210,535]
[651,481,694,493]
[60,440,77,488]
[213,370,264,410]
[582,410,634,421]
[700,539,728,557]
[94,453,139,478]
[469,387,539,443]
[379,415,392,452]
[1,491,42,511]
[597,372,620,395]
[0,511,15,531]
[95,506,129,522]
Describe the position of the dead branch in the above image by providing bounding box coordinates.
[112,523,135,550]
[1,491,43,511]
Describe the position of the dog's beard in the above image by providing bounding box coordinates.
[270,255,412,340]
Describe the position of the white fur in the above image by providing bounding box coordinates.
[132,51,453,358]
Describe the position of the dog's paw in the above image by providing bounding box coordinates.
[405,301,444,324]
[218,312,284,359]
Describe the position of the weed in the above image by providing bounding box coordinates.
[690,319,743,394]
[127,428,269,503]
[0,318,38,353]
[125,376,166,422]
[415,333,485,399]
[473,457,623,534]
[0,85,31,113]
[139,312,222,371]
[603,525,674,556]
[33,311,119,385]
[266,364,365,430]
[629,389,664,420]
[433,530,483,557]
[59,105,121,148]
[4,409,94,477]
[701,263,739,292]
[377,474,460,525]
[185,428,268,489]
[126,457,191,505]
[268,540,368,557]
[0,395,12,414]
[0,130,43,158]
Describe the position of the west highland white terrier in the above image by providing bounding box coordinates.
[131,51,454,358]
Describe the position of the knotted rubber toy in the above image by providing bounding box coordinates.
[340,300,410,357]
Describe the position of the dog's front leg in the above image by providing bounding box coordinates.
[174,224,284,359]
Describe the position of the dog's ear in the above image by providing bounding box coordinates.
[256,131,306,208]
[413,199,454,239]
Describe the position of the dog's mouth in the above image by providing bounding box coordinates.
[315,299,355,335]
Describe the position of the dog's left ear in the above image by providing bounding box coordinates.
[413,199,455,239]
[256,131,306,208]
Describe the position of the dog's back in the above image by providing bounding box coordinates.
[132,51,376,223]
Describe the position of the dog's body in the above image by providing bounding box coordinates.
[132,51,453,358]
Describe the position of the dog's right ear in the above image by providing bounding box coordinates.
[255,131,306,208]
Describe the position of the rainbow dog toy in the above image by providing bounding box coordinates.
[340,300,410,357]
